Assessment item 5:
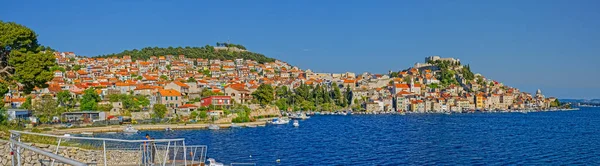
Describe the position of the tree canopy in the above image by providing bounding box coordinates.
[80,88,100,111]
[0,21,56,94]
[153,104,167,118]
[95,45,275,64]
[252,84,274,106]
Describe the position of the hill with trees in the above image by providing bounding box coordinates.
[95,44,276,63]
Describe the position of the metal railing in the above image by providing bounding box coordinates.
[8,138,87,166]
[8,130,204,166]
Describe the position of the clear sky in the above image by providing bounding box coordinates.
[2,0,599,99]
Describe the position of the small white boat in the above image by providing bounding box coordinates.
[105,132,117,134]
[123,125,138,133]
[271,118,290,125]
[246,124,257,128]
[63,134,71,137]
[165,127,173,132]
[231,123,242,128]
[293,120,299,127]
[208,124,220,130]
[207,158,224,166]
[81,132,93,135]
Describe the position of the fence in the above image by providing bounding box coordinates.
[7,130,206,166]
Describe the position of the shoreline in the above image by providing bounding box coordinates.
[48,121,267,135]
[46,108,579,135]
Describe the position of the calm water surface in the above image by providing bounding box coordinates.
[96,107,600,165]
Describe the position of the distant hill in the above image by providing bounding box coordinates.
[95,44,276,63]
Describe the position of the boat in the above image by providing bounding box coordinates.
[207,158,224,166]
[123,125,138,133]
[165,127,173,131]
[291,113,310,120]
[105,132,117,134]
[231,123,242,128]
[271,118,290,125]
[293,120,299,127]
[63,134,71,137]
[208,124,220,130]
[246,124,257,128]
[81,132,93,135]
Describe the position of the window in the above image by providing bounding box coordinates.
[165,97,168,100]
[170,96,173,100]
[175,96,178,100]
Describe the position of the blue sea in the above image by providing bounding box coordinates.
[95,107,600,165]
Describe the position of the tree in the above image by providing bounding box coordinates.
[97,103,113,112]
[160,75,169,81]
[50,66,65,72]
[32,95,59,123]
[1,21,57,94]
[57,90,74,108]
[252,84,274,106]
[345,86,353,106]
[187,77,196,83]
[428,83,439,89]
[153,104,167,118]
[72,65,84,71]
[332,82,343,106]
[551,99,561,107]
[20,96,32,109]
[80,88,100,111]
[390,71,399,78]
[198,111,208,119]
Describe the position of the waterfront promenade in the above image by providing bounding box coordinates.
[49,121,267,135]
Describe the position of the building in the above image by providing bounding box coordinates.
[157,89,183,108]
[62,112,106,122]
[6,109,31,121]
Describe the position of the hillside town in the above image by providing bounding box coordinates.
[3,49,564,124]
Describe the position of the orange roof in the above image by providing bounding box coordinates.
[178,104,198,108]
[11,98,26,103]
[115,82,130,86]
[158,89,181,96]
[395,84,410,89]
[396,91,412,96]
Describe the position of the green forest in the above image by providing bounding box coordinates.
[95,45,276,63]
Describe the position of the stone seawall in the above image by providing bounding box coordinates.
[0,139,141,166]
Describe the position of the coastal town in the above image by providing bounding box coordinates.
[2,42,568,127]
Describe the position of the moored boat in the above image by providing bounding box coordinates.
[271,118,290,125]
[293,120,299,127]
[231,123,242,128]
[123,125,138,133]
[208,124,220,130]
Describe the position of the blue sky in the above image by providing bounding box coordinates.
[3,0,599,99]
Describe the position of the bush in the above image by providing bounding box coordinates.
[31,128,42,133]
